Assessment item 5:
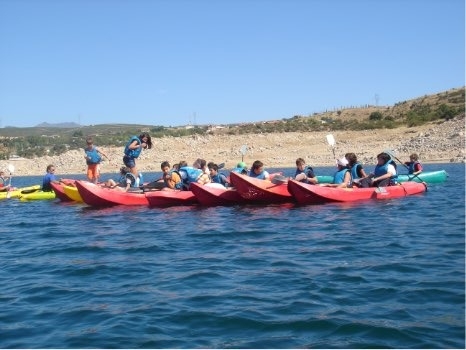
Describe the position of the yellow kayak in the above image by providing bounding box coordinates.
[0,185,41,200]
[63,184,83,202]
[20,190,56,201]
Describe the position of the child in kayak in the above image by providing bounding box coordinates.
[248,160,270,181]
[294,157,318,184]
[105,166,140,192]
[209,163,230,187]
[404,153,423,175]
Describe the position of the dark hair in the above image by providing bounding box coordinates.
[252,160,264,170]
[46,164,55,172]
[120,166,131,174]
[209,164,219,171]
[296,157,305,166]
[161,161,170,169]
[86,136,93,145]
[376,152,391,164]
[346,152,357,166]
[139,132,152,149]
[194,158,206,169]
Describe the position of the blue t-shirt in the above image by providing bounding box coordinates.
[42,173,56,192]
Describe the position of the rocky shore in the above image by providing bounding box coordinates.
[2,117,464,176]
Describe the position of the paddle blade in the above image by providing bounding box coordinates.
[271,175,288,185]
[240,145,248,156]
[7,164,14,174]
[326,134,335,146]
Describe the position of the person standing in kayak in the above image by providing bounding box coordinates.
[123,132,152,178]
[84,136,110,184]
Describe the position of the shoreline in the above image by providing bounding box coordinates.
[1,118,464,176]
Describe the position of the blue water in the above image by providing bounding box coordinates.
[0,163,464,348]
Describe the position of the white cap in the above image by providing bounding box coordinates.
[336,157,348,166]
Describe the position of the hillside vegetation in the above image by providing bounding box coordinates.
[0,87,464,160]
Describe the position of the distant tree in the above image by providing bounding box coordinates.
[369,111,383,121]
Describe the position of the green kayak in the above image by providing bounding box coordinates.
[317,170,448,184]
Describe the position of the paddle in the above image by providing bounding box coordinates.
[6,164,14,199]
[326,134,336,159]
[384,149,425,183]
[240,145,247,162]
[271,174,288,185]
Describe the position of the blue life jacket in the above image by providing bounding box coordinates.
[231,167,247,175]
[374,161,398,185]
[179,166,203,189]
[211,173,228,187]
[249,170,268,180]
[118,172,138,188]
[85,146,102,165]
[407,161,420,174]
[333,168,351,186]
[350,163,363,180]
[295,166,315,183]
[124,136,142,158]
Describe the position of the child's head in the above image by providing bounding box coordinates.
[410,153,419,161]
[251,160,264,174]
[120,166,131,175]
[86,136,93,145]
[209,164,219,175]
[161,161,171,173]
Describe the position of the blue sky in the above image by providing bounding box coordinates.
[0,0,464,128]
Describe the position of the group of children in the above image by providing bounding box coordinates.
[320,152,423,189]
[39,130,423,192]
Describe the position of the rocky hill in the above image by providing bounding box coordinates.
[2,115,464,176]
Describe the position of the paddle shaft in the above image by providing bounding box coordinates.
[387,152,425,183]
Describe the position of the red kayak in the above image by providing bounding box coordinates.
[287,180,427,205]
[50,179,76,202]
[190,182,249,206]
[145,189,198,207]
[75,180,148,207]
[229,172,293,203]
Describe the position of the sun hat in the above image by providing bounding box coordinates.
[336,157,349,167]
[237,161,247,169]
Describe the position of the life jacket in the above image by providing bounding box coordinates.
[211,173,228,187]
[350,163,362,179]
[118,172,138,188]
[333,168,351,186]
[85,146,102,165]
[164,170,183,189]
[294,166,315,184]
[124,136,142,158]
[249,169,268,180]
[178,166,203,189]
[374,161,398,185]
[407,161,421,174]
